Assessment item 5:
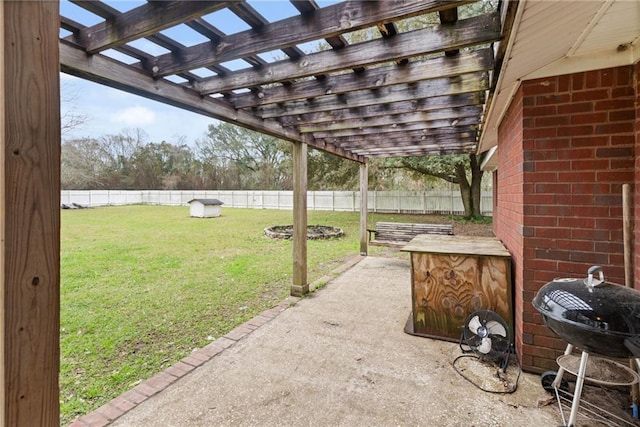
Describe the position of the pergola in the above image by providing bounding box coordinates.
[2,1,515,425]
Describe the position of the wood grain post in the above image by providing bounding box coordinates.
[1,1,61,425]
[623,184,634,287]
[622,184,639,405]
[359,162,368,256]
[291,142,308,296]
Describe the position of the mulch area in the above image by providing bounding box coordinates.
[405,214,494,237]
[453,221,494,237]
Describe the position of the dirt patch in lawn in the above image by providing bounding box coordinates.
[454,221,494,237]
[404,215,494,237]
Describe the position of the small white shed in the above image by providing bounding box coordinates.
[188,199,224,218]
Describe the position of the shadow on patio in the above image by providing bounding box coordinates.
[74,255,560,427]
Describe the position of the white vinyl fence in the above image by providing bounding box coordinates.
[61,190,493,215]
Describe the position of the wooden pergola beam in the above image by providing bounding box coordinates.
[59,41,365,163]
[328,128,478,147]
[439,4,460,56]
[365,147,475,157]
[61,12,208,84]
[194,13,500,95]
[1,1,60,425]
[75,1,233,54]
[352,141,478,156]
[313,121,478,142]
[255,74,489,119]
[148,0,471,77]
[66,2,234,83]
[285,93,483,126]
[289,0,349,51]
[299,106,482,133]
[231,48,494,109]
[336,140,476,155]
[60,2,500,161]
[351,140,477,153]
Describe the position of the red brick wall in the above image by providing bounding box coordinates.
[635,62,640,291]
[495,88,525,361]
[496,65,636,372]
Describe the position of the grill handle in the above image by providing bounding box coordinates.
[587,265,605,288]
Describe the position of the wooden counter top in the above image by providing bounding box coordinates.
[401,234,511,257]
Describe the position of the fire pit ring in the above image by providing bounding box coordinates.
[264,225,344,240]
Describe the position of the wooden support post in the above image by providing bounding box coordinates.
[622,184,639,407]
[1,1,61,425]
[291,142,308,296]
[360,162,369,256]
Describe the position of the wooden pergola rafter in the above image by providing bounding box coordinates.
[59,0,510,161]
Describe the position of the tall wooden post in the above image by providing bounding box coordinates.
[291,142,308,296]
[359,162,368,256]
[1,1,61,425]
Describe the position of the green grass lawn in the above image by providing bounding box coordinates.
[63,205,454,423]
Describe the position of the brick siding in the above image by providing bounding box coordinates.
[495,89,525,365]
[496,65,637,372]
[635,62,640,291]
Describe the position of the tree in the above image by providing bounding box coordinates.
[61,134,206,190]
[61,78,88,136]
[386,154,484,219]
[307,150,414,191]
[308,149,359,190]
[196,123,292,190]
[94,129,148,189]
[61,137,106,189]
[130,141,198,189]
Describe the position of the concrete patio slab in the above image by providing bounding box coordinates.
[101,256,561,426]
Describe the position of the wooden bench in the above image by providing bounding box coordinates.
[367,222,453,247]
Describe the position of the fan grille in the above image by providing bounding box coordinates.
[462,310,510,360]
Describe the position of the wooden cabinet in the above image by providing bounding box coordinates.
[402,235,513,342]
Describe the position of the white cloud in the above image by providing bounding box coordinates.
[61,79,215,144]
[110,105,156,126]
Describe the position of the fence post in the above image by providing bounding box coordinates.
[450,189,454,215]
[423,191,426,214]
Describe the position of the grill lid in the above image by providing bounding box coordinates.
[532,267,640,338]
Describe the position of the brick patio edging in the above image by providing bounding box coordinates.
[68,255,364,427]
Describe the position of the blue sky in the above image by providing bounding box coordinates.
[60,0,339,146]
[61,73,215,145]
